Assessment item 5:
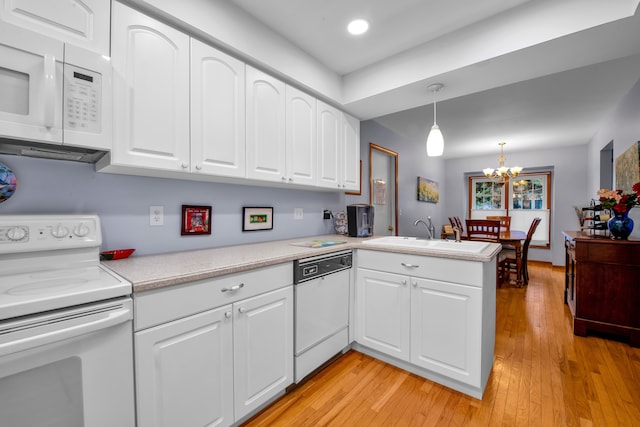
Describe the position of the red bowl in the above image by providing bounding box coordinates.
[101,248,135,260]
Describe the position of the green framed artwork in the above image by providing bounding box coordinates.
[615,141,640,193]
[417,177,439,203]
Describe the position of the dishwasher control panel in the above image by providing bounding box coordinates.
[294,250,352,283]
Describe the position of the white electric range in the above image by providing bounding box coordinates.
[0,214,135,427]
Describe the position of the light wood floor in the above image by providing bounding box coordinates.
[242,263,640,426]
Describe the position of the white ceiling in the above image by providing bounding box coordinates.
[230,0,640,158]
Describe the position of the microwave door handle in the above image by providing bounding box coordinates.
[43,54,56,129]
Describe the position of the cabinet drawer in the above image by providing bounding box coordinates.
[135,263,291,330]
[356,249,485,287]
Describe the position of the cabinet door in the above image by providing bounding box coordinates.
[342,112,360,191]
[245,66,286,182]
[355,268,410,361]
[285,85,316,185]
[234,286,293,421]
[410,278,482,387]
[316,100,342,189]
[191,39,246,177]
[0,0,109,55]
[135,306,234,427]
[111,3,190,171]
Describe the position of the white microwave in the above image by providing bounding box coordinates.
[0,22,111,152]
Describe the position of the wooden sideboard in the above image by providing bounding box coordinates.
[563,231,640,347]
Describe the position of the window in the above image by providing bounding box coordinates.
[469,172,551,247]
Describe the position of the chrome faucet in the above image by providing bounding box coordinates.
[414,216,436,240]
[453,227,462,242]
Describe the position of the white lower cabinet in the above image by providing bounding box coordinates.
[410,277,482,386]
[356,269,410,360]
[134,264,293,427]
[355,250,495,398]
[233,287,293,420]
[135,306,234,427]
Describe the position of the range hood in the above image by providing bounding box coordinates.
[0,139,107,163]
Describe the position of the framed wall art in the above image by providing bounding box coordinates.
[615,141,640,193]
[243,207,273,231]
[181,205,212,236]
[0,161,17,204]
[417,177,439,203]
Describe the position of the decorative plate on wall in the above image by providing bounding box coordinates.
[0,161,17,204]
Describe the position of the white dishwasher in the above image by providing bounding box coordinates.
[293,250,352,383]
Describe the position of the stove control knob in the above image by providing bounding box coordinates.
[74,223,90,237]
[51,224,69,238]
[7,227,26,241]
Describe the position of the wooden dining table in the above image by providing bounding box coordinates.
[498,230,527,286]
[461,229,527,286]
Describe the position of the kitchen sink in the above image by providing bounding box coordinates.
[362,236,491,254]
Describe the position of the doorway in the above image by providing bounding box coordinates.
[600,141,613,190]
[369,143,398,236]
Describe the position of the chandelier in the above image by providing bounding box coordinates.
[482,142,523,184]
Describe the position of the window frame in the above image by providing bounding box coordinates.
[468,171,551,249]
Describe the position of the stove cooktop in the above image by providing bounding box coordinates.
[0,214,132,321]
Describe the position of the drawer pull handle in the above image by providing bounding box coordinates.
[221,283,245,293]
[401,262,419,268]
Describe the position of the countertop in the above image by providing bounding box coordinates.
[102,234,501,292]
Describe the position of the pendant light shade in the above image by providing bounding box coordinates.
[426,83,444,157]
[426,124,444,156]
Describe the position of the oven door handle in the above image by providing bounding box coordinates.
[0,304,131,357]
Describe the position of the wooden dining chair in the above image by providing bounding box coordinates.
[465,219,501,242]
[499,217,542,286]
[486,215,511,231]
[466,219,501,287]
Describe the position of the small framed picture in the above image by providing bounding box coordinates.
[243,207,273,231]
[181,205,212,236]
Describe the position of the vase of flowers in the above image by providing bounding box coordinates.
[597,181,640,239]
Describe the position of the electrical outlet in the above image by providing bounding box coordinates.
[150,205,164,226]
[294,208,304,220]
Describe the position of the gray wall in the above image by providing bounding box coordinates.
[0,155,345,255]
[346,120,446,237]
[587,77,640,239]
[443,146,588,266]
[354,77,640,267]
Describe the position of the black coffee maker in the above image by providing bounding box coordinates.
[347,204,374,237]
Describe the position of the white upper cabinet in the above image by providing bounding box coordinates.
[316,100,341,189]
[317,101,360,190]
[285,85,316,186]
[110,2,190,170]
[342,112,361,192]
[0,0,110,55]
[245,66,286,182]
[191,39,246,177]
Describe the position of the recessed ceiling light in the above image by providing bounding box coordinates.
[347,19,369,35]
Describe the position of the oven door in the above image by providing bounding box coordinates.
[0,297,135,427]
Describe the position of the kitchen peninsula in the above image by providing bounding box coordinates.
[104,235,500,426]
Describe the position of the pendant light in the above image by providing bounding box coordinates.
[426,83,444,157]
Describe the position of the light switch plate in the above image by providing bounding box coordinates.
[294,208,303,220]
